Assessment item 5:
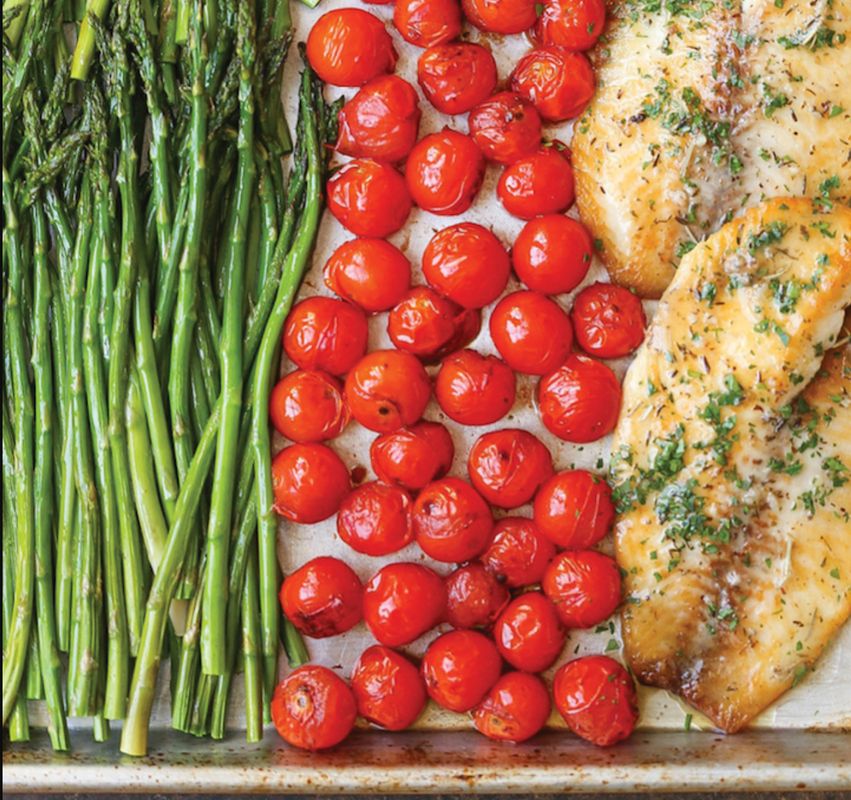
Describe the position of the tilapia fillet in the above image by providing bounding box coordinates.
[573,0,851,297]
[611,198,851,732]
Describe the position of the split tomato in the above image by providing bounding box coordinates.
[445,562,510,629]
[533,469,615,549]
[435,349,516,426]
[324,238,411,313]
[511,46,595,121]
[535,0,606,51]
[481,517,556,588]
[468,91,542,164]
[571,282,646,358]
[336,481,414,556]
[542,550,621,628]
[271,443,351,524]
[394,0,463,47]
[269,370,349,444]
[462,0,538,34]
[351,645,428,731]
[512,214,593,295]
[497,145,576,220]
[417,43,497,115]
[473,672,551,743]
[370,421,455,490]
[493,591,565,672]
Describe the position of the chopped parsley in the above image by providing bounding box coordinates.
[747,221,788,253]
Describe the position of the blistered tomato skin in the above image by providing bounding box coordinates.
[405,130,485,216]
[351,645,428,731]
[553,656,639,746]
[417,43,498,115]
[269,370,349,444]
[327,159,412,238]
[271,666,357,751]
[533,469,615,549]
[571,282,647,358]
[363,562,447,647]
[370,421,455,490]
[489,291,573,375]
[535,0,606,51]
[336,481,414,557]
[336,75,421,163]
[467,428,554,509]
[280,556,363,638]
[473,672,551,742]
[421,629,502,712]
[511,47,596,121]
[306,9,397,87]
[283,297,368,376]
[538,354,622,442]
[468,92,542,165]
[512,214,593,294]
[462,0,538,34]
[412,477,494,563]
[445,562,510,629]
[324,239,411,313]
[482,517,557,588]
[394,0,463,48]
[271,443,351,524]
[435,349,516,426]
[493,591,565,672]
[497,146,576,220]
[543,550,621,628]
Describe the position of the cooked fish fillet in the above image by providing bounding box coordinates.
[611,198,851,732]
[573,0,851,298]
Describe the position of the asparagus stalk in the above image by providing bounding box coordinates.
[70,0,112,80]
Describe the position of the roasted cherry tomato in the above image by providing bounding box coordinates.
[536,0,606,51]
[280,556,363,638]
[553,656,638,746]
[435,349,516,426]
[405,130,485,216]
[394,0,462,48]
[336,481,414,556]
[489,291,573,375]
[467,428,554,509]
[542,550,621,628]
[462,0,538,34]
[351,645,428,731]
[512,214,593,294]
[417,43,498,115]
[327,158,412,238]
[571,282,646,358]
[421,629,502,712]
[363,562,447,646]
[344,350,432,433]
[533,469,614,549]
[422,222,510,309]
[269,370,349,444]
[370,421,454,490]
[283,297,368,376]
[511,46,595,122]
[324,238,411,312]
[468,92,542,164]
[481,517,556,588]
[445,562,510,629]
[537,354,621,442]
[272,443,351,523]
[497,145,576,220]
[412,476,494,563]
[306,9,397,87]
[473,672,551,743]
[388,286,481,361]
[493,591,565,672]
[336,75,421,163]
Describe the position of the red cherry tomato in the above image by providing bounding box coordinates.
[388,286,481,361]
[462,0,538,34]
[489,291,573,375]
[512,46,595,123]
[468,92,542,164]
[417,43,498,115]
[405,130,485,216]
[553,656,638,746]
[497,145,576,220]
[571,282,646,358]
[467,428,554,509]
[543,550,621,628]
[412,476,494,563]
[422,222,510,309]
[512,214,593,294]
[327,158,412,238]
[536,0,606,51]
[337,481,413,556]
[537,354,621,442]
[336,75,421,163]
[363,562,447,646]
[445,562,510,629]
[370,421,454,490]
[324,238,411,313]
[283,297,368,376]
[494,591,565,672]
[269,370,349,444]
[394,0,462,47]
[351,645,428,731]
[435,349,516,426]
[306,9,397,87]
[421,629,502,712]
[481,517,556,588]
[473,672,551,743]
[280,556,363,638]
[533,469,614,549]
[271,443,351,523]
[344,350,432,433]
[271,666,357,750]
